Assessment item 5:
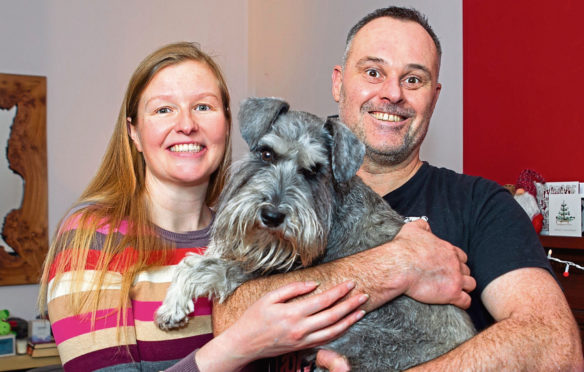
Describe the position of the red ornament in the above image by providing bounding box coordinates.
[563,271,570,277]
[532,214,543,233]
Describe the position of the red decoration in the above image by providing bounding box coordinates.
[563,271,570,278]
[516,169,545,197]
[532,214,543,234]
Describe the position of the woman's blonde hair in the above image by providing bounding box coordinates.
[38,42,232,330]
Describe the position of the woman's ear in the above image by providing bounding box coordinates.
[127,117,142,152]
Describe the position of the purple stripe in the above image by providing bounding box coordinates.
[138,333,213,361]
[63,344,140,371]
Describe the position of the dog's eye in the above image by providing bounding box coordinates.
[260,149,275,162]
[301,164,321,178]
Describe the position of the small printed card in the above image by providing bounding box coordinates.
[548,193,582,237]
[535,181,580,235]
[29,319,52,343]
[581,183,584,233]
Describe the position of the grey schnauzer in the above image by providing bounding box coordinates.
[156,97,476,371]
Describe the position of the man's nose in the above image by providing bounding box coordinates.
[380,77,403,103]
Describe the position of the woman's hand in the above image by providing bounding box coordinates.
[195,280,367,371]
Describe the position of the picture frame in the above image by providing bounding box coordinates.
[0,73,48,285]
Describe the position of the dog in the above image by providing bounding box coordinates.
[156,97,476,371]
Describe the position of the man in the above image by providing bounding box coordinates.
[215,6,583,371]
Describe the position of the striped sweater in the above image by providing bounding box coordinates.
[47,219,213,371]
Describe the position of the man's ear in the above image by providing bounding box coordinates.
[127,117,142,152]
[331,65,343,103]
[430,82,442,113]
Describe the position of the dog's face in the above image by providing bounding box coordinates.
[211,98,365,273]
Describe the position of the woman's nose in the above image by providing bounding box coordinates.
[176,110,198,134]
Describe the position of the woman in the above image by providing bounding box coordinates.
[38,42,366,371]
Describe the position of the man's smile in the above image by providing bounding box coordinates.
[370,111,405,122]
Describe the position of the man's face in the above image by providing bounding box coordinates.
[332,17,441,167]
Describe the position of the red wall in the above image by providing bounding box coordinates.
[463,1,584,185]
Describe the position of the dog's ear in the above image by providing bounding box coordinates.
[238,97,290,149]
[324,117,365,183]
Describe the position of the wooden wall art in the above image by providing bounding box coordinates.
[0,73,48,285]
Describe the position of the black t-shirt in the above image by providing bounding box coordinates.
[383,162,553,330]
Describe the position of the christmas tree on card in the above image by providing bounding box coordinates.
[549,193,582,237]
[535,181,580,235]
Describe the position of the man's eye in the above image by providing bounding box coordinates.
[195,104,211,111]
[402,76,423,88]
[366,69,381,78]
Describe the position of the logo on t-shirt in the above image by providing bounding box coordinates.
[403,216,429,223]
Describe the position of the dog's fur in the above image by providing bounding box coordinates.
[156,98,476,371]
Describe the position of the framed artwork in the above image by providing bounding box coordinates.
[0,73,48,285]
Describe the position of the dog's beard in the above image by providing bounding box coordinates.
[211,185,328,274]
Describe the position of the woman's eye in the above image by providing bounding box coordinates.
[156,107,172,114]
[195,104,211,111]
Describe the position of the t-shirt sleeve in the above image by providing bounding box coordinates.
[166,350,201,372]
[467,182,553,293]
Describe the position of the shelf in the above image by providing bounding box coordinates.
[0,354,61,371]
[539,235,584,250]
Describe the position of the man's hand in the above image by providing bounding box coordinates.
[389,219,476,308]
[316,349,351,371]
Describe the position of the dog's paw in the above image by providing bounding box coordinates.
[155,299,194,331]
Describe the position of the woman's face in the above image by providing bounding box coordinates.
[130,60,228,189]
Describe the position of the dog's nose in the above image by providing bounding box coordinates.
[260,208,286,228]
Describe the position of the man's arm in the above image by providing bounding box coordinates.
[409,267,583,371]
[213,220,476,334]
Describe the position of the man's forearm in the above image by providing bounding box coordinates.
[408,311,582,371]
[409,268,583,371]
[212,245,402,335]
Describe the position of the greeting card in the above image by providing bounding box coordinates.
[535,181,580,235]
[548,193,582,237]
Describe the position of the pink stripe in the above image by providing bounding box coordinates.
[52,308,134,344]
[60,214,129,235]
[132,298,212,322]
[96,219,129,234]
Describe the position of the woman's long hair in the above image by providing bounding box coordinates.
[38,42,232,331]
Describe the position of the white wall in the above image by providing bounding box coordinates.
[0,0,462,321]
[248,0,462,171]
